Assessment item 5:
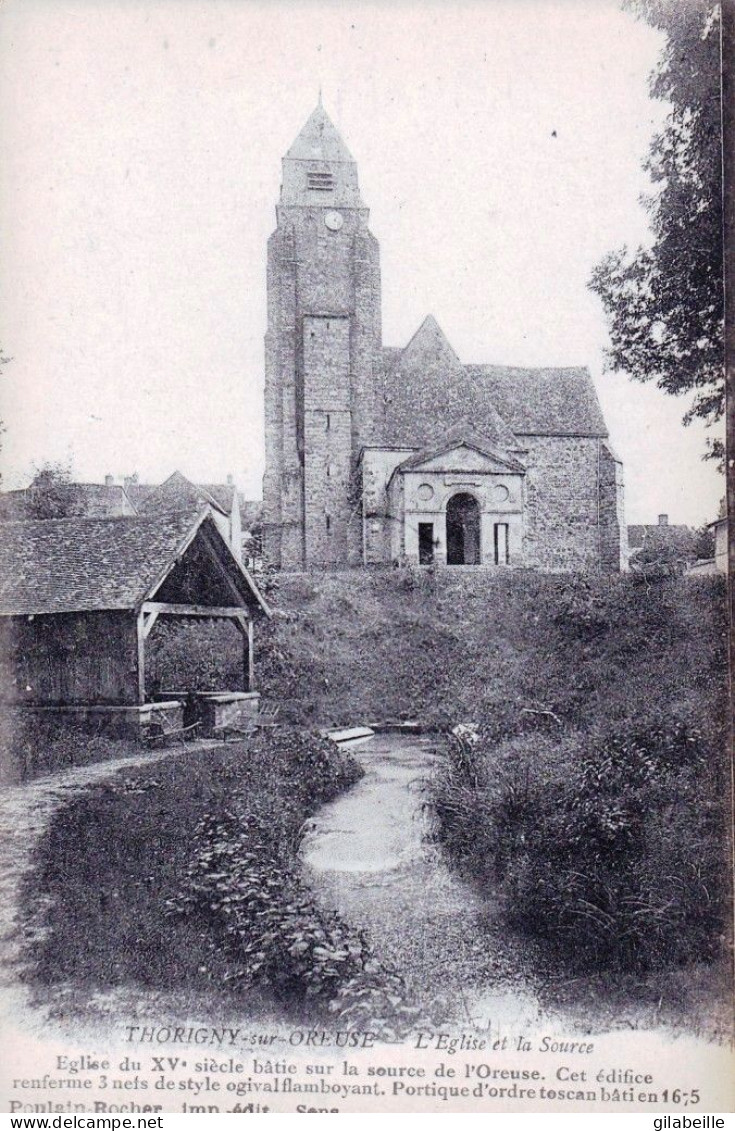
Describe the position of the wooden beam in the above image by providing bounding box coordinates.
[225,611,253,690]
[136,611,146,705]
[199,526,253,609]
[142,609,160,639]
[141,601,247,619]
[247,616,254,691]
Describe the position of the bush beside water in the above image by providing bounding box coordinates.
[429,575,730,974]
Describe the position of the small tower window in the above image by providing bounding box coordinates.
[326,515,331,533]
[307,171,334,192]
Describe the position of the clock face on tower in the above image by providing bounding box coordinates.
[324,210,344,231]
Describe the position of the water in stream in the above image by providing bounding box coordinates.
[300,733,544,1034]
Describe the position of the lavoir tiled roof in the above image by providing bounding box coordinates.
[0,512,199,616]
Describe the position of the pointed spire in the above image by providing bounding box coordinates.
[285,100,355,164]
[280,100,364,207]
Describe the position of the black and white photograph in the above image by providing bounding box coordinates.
[0,0,732,1116]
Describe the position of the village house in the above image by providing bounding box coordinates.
[127,471,244,562]
[0,477,137,520]
[627,513,697,569]
[262,101,627,572]
[0,471,253,563]
[688,514,729,576]
[0,508,270,742]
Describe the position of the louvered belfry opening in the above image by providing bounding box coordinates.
[307,170,334,192]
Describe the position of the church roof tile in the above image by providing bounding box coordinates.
[377,321,607,444]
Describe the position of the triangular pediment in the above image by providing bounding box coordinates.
[416,445,522,475]
[396,426,526,478]
[405,442,525,476]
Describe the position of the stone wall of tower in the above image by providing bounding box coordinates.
[599,441,627,572]
[262,204,382,569]
[302,315,352,564]
[263,223,303,568]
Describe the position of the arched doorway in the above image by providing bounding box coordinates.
[446,492,481,565]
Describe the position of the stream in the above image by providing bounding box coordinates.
[300,733,545,1034]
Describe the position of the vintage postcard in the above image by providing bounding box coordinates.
[0,0,732,1117]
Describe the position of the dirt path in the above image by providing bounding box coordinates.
[300,733,545,1033]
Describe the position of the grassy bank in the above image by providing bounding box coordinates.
[424,573,731,987]
[258,569,727,735]
[21,728,414,1031]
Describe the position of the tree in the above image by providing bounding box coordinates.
[26,461,86,519]
[589,0,724,459]
[693,521,716,560]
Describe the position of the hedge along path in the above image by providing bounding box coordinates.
[0,740,223,990]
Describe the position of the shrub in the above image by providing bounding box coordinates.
[0,714,138,784]
[146,619,244,692]
[431,712,730,973]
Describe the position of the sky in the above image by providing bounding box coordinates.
[0,0,725,525]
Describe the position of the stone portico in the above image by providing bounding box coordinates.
[362,431,527,567]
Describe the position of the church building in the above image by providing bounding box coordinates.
[262,101,626,572]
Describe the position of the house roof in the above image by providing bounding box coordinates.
[124,475,239,516]
[0,483,134,520]
[137,472,227,517]
[464,365,608,437]
[377,317,608,445]
[200,483,237,512]
[627,524,696,553]
[121,482,154,510]
[0,510,270,617]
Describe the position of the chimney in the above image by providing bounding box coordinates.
[658,514,668,526]
[226,473,233,486]
[104,474,114,487]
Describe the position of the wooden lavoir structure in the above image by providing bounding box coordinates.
[0,508,270,736]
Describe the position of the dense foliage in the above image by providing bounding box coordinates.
[430,574,730,974]
[0,714,138,784]
[589,0,724,456]
[25,460,87,519]
[146,618,244,692]
[258,569,726,738]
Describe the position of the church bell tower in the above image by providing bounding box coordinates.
[262,99,382,568]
